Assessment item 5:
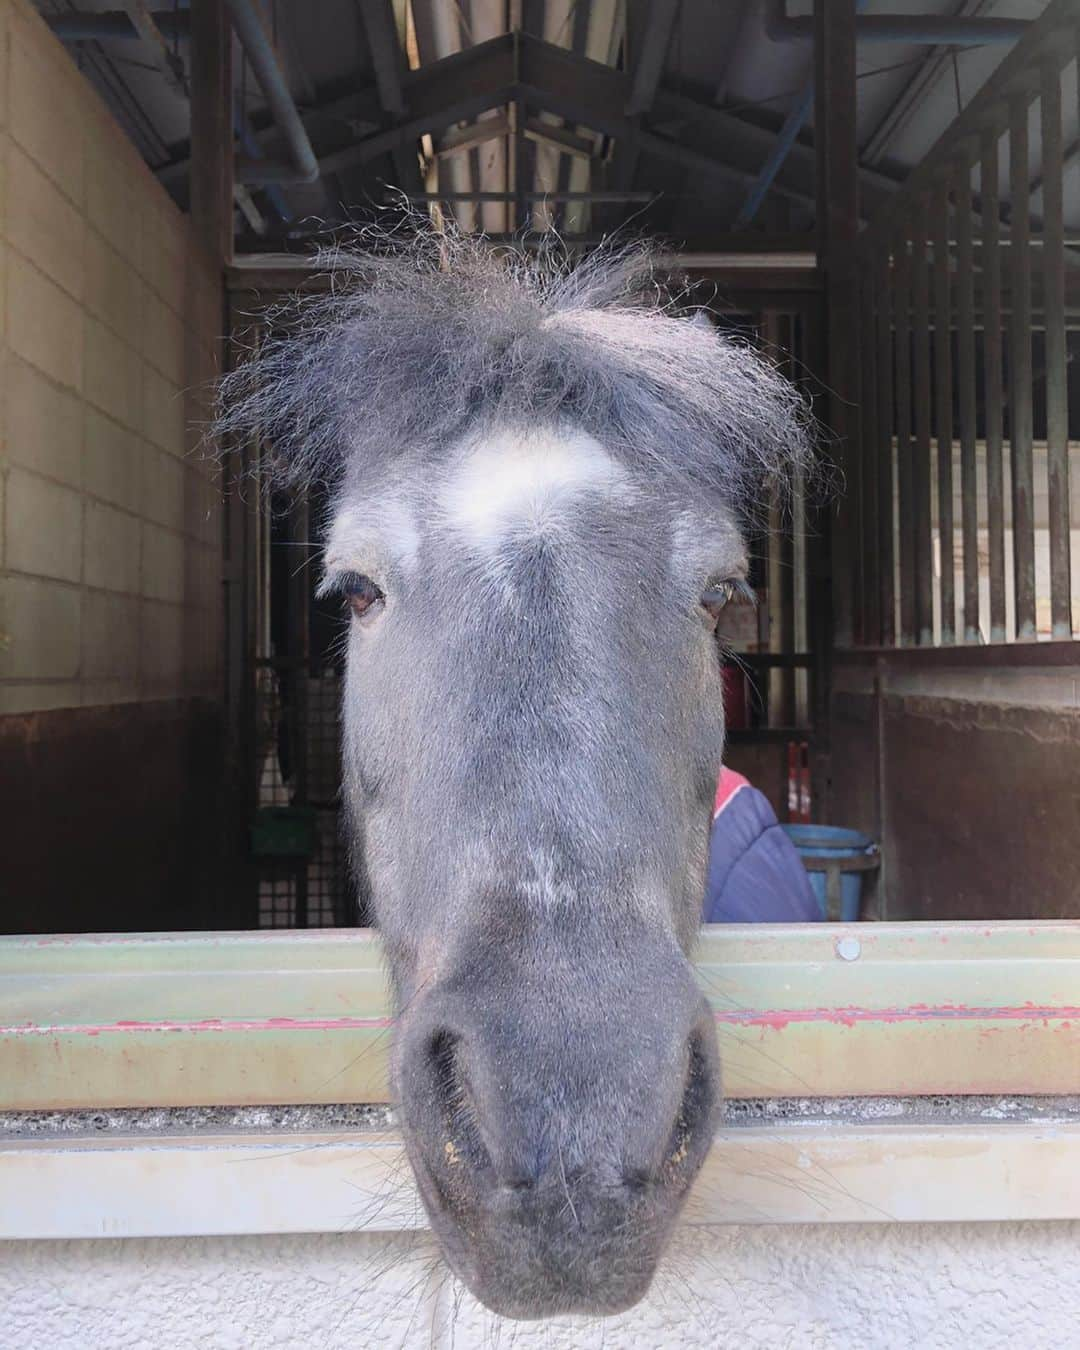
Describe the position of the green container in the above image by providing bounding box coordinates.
[250,807,319,859]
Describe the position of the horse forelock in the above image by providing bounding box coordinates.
[214,225,816,530]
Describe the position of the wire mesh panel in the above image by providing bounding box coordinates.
[248,474,359,929]
[253,662,355,929]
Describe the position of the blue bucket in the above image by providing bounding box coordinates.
[781,824,878,922]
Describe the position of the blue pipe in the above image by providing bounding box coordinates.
[224,0,319,183]
[732,82,815,229]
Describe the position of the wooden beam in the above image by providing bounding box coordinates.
[385,190,654,204]
[523,117,596,160]
[316,37,516,177]
[435,116,597,164]
[437,113,511,158]
[189,0,232,264]
[297,34,898,219]
[625,0,678,115]
[358,0,406,117]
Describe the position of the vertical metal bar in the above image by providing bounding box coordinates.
[804,300,832,821]
[911,195,935,644]
[761,314,787,722]
[223,310,258,926]
[954,154,980,643]
[981,123,1007,643]
[512,84,528,235]
[1008,91,1037,639]
[779,312,798,714]
[861,249,881,646]
[287,496,311,929]
[191,0,243,917]
[815,0,860,649]
[792,312,810,721]
[932,174,955,644]
[876,242,896,646]
[894,217,916,645]
[1041,51,1072,637]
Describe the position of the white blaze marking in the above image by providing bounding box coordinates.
[444,428,625,551]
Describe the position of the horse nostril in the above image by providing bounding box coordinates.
[427,1029,463,1126]
[666,1029,716,1171]
[423,1028,496,1181]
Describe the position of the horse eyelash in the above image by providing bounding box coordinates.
[704,576,755,607]
[316,571,369,600]
[731,578,756,606]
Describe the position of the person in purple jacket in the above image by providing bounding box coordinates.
[703,767,821,923]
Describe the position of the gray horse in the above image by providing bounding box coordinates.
[219,231,811,1319]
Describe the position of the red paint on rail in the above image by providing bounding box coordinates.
[3,1005,1079,1038]
[714,1003,1080,1030]
[2,1015,395,1036]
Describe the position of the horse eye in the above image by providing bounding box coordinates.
[342,573,385,619]
[701,579,738,622]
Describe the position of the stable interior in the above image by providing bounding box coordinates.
[3,0,1078,935]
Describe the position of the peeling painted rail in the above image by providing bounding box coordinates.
[1,924,1079,1110]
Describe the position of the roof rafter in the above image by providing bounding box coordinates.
[436,114,511,158]
[438,114,598,162]
[625,0,679,116]
[358,0,406,117]
[163,33,899,220]
[356,0,423,199]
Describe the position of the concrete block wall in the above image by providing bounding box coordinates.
[0,0,223,715]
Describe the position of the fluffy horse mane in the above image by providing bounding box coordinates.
[216,225,815,517]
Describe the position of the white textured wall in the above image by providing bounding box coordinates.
[3,1222,1079,1349]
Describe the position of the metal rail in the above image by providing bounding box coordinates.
[2,925,1078,1109]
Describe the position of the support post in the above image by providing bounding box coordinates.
[191,1,250,919]
[190,0,233,266]
[814,0,860,649]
